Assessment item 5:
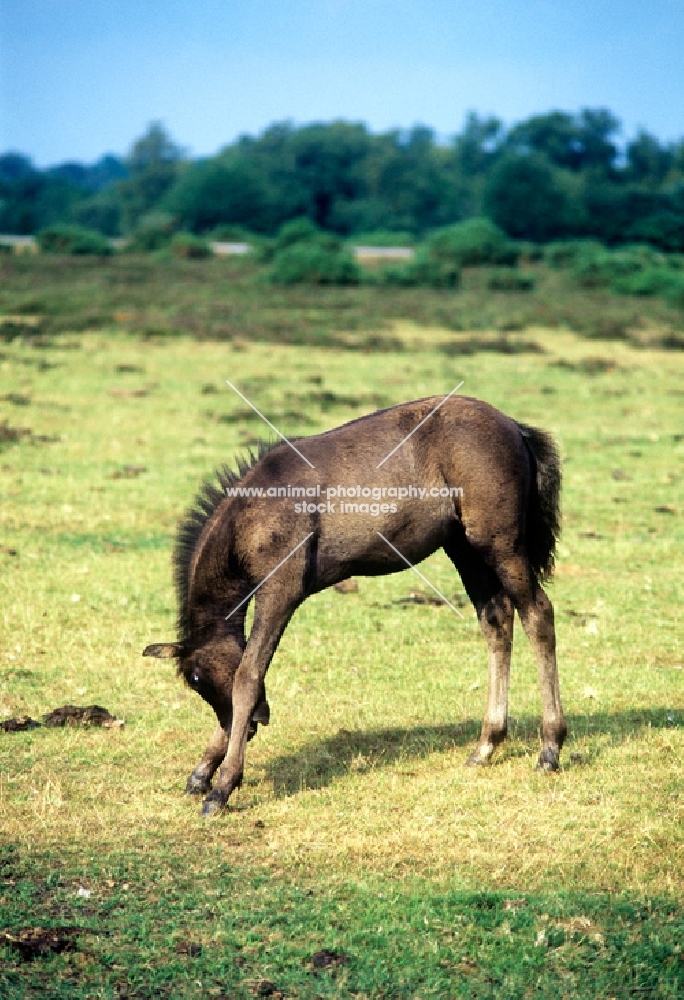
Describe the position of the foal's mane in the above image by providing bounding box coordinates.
[174,440,277,640]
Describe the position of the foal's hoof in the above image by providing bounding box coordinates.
[465,749,491,767]
[184,774,211,796]
[200,791,227,817]
[535,748,560,773]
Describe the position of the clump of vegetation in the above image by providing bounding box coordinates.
[169,232,212,259]
[569,242,684,307]
[126,211,178,253]
[487,268,536,291]
[268,219,361,285]
[37,223,112,256]
[427,217,518,267]
[377,219,519,289]
[544,239,604,269]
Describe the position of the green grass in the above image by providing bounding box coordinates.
[0,258,682,997]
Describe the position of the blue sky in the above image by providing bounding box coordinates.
[1,0,683,166]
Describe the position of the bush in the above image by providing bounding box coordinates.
[572,246,635,288]
[408,250,461,288]
[663,275,684,309]
[378,264,423,287]
[37,223,112,256]
[611,267,678,297]
[573,243,668,289]
[426,218,518,267]
[274,218,339,253]
[267,219,361,285]
[568,241,684,306]
[127,212,178,252]
[487,269,536,292]
[544,239,604,269]
[269,241,361,285]
[170,232,212,259]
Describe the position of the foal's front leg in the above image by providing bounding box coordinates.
[185,722,229,795]
[467,590,514,766]
[201,589,298,816]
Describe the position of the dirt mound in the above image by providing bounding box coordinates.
[42,704,124,728]
[0,926,86,959]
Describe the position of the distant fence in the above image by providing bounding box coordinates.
[353,246,414,262]
[0,234,38,254]
[0,235,416,261]
[210,241,251,256]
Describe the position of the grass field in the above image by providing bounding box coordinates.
[1,256,682,998]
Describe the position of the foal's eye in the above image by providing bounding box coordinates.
[191,671,200,687]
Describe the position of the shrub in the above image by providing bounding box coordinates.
[426,218,518,267]
[611,267,678,297]
[572,245,636,288]
[544,240,603,268]
[573,243,669,289]
[267,218,361,285]
[170,232,212,259]
[661,273,684,308]
[127,212,178,253]
[274,218,340,253]
[269,242,360,285]
[408,250,461,288]
[487,269,536,292]
[378,264,423,287]
[37,223,112,256]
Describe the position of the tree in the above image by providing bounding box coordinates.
[484,154,570,241]
[507,111,583,170]
[118,122,183,231]
[453,113,504,176]
[165,158,266,232]
[576,109,620,172]
[507,109,620,174]
[0,153,35,185]
[626,131,672,184]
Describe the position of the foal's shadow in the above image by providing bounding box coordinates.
[264,708,677,799]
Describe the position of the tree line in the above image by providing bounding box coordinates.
[2,109,684,250]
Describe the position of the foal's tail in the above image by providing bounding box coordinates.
[516,422,562,583]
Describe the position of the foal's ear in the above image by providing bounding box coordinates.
[143,642,182,658]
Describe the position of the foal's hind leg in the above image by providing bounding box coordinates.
[444,538,514,765]
[497,555,567,771]
[467,590,514,766]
